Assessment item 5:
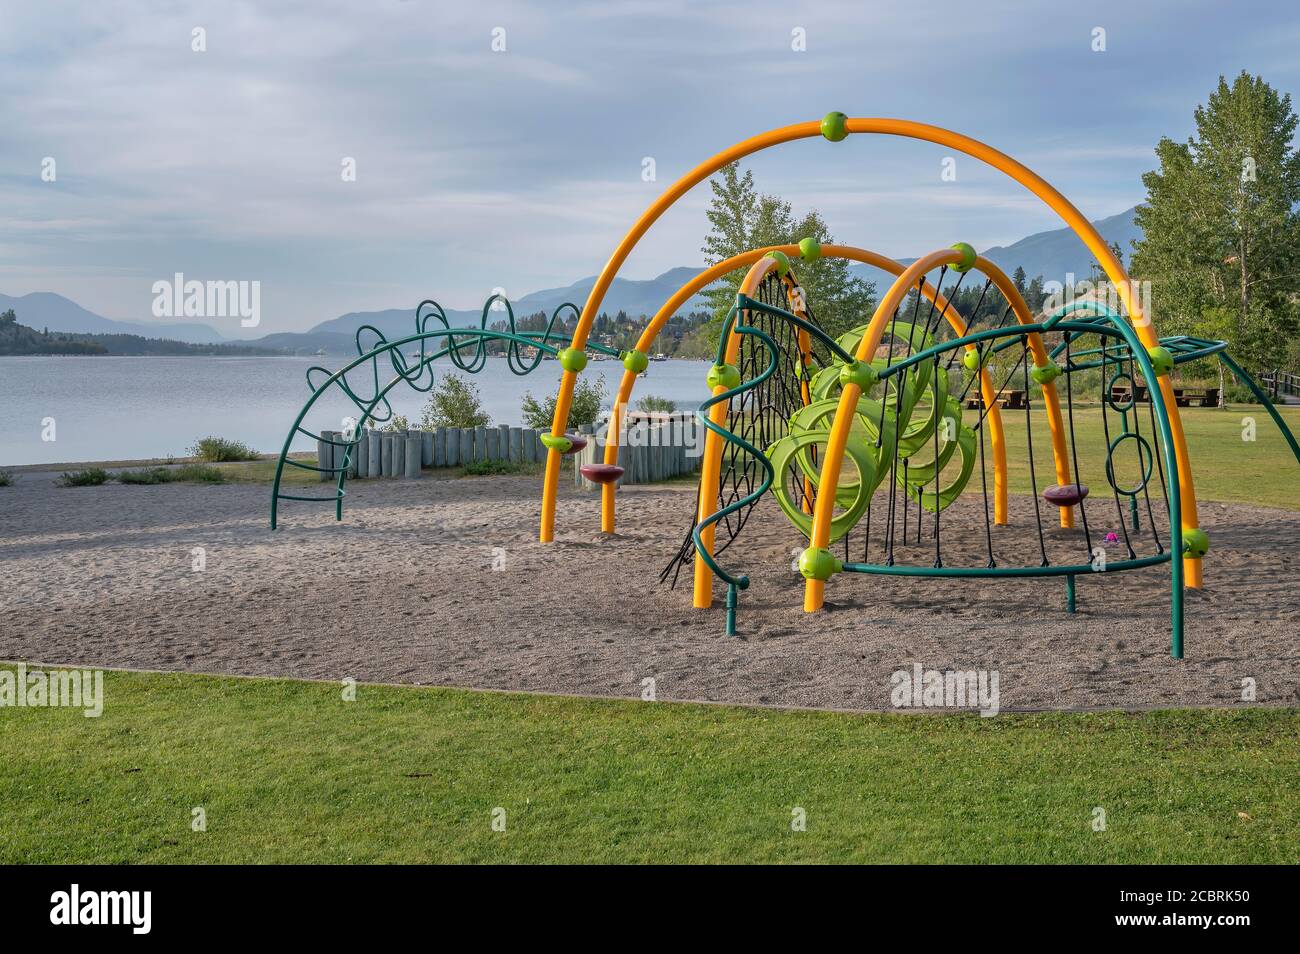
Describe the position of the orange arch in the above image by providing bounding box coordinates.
[803,246,1080,611]
[599,244,1012,543]
[680,248,1025,608]
[539,117,1201,588]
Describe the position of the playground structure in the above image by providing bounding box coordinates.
[271,113,1300,659]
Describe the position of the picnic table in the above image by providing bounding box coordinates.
[964,389,1026,410]
[1109,382,1220,408]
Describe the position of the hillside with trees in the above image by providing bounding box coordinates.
[0,308,287,356]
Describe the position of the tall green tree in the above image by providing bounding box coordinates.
[1131,72,1300,371]
[700,162,875,343]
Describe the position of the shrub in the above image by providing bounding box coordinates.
[462,459,531,476]
[173,463,225,482]
[637,394,677,414]
[0,470,12,487]
[58,468,110,487]
[189,436,259,462]
[1223,382,1267,406]
[381,415,411,433]
[422,375,491,428]
[118,464,225,484]
[520,377,607,430]
[117,467,171,485]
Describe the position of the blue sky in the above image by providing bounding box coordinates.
[2,0,1298,334]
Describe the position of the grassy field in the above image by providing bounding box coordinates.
[991,402,1300,508]
[1,666,1294,864]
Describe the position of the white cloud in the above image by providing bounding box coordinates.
[1,0,1295,328]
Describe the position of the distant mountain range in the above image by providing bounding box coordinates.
[844,207,1142,293]
[0,292,228,344]
[4,207,1141,355]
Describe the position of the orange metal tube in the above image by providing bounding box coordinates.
[692,257,780,607]
[600,243,1009,534]
[543,118,1200,588]
[804,248,961,610]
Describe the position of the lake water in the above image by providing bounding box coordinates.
[0,355,714,466]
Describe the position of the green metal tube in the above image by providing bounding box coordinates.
[1219,352,1300,466]
[841,552,1170,577]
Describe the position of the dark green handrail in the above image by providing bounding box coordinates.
[270,293,607,529]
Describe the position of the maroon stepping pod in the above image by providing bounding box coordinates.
[564,433,588,454]
[580,463,624,485]
[1042,483,1089,506]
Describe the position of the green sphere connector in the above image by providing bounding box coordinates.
[798,546,842,581]
[1182,527,1209,558]
[962,348,988,372]
[539,433,573,453]
[1147,346,1175,377]
[558,347,588,373]
[820,111,849,142]
[621,349,649,374]
[950,242,977,273]
[838,360,878,390]
[798,237,822,261]
[706,363,742,391]
[768,249,792,276]
[1031,360,1062,385]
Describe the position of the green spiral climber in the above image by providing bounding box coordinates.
[766,319,977,543]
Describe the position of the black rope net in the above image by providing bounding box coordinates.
[662,266,1175,595]
[661,272,825,587]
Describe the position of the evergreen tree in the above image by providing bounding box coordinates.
[1132,72,1300,370]
[700,162,875,343]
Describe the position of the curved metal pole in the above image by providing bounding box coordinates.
[602,243,1010,535]
[802,246,1082,609]
[538,115,1202,593]
[270,327,563,528]
[814,316,1186,656]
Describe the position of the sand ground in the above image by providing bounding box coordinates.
[1,470,1296,712]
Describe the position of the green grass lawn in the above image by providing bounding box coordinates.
[1,666,1294,864]
[951,403,1300,509]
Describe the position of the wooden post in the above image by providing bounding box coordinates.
[498,424,511,460]
[509,427,523,462]
[432,428,445,467]
[392,433,405,477]
[356,430,369,479]
[367,429,381,478]
[343,431,358,478]
[317,431,335,482]
[459,428,473,467]
[474,426,488,462]
[421,431,433,467]
[486,427,499,461]
[380,433,393,477]
[405,435,422,478]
